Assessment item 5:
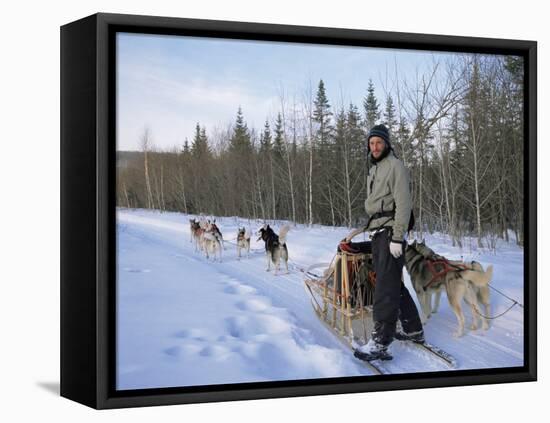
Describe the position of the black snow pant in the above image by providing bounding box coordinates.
[371,230,423,346]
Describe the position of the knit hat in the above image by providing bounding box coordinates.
[367,124,390,146]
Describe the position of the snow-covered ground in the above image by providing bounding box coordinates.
[116,208,524,390]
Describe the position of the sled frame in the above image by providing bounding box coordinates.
[304,251,375,348]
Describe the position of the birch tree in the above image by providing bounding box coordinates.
[140,127,154,210]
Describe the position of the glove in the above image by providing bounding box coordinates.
[389,241,403,258]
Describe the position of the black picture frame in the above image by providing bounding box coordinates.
[60,12,537,409]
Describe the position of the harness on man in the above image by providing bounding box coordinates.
[362,203,415,237]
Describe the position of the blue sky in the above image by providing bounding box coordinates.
[117,32,462,151]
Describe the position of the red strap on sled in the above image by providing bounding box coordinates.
[368,271,376,287]
[339,242,377,287]
[339,241,361,254]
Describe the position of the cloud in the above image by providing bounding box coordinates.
[117,61,280,150]
[115,34,468,151]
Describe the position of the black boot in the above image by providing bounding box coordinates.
[395,329,425,344]
[354,339,392,361]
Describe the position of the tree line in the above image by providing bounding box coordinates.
[117,54,524,248]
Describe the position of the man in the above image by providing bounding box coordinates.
[345,124,424,361]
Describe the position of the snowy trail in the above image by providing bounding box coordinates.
[117,209,524,389]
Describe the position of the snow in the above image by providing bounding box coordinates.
[116,208,524,390]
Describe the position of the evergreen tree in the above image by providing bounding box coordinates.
[383,95,400,156]
[383,95,398,137]
[189,123,212,213]
[332,109,348,222]
[313,80,333,142]
[448,106,466,169]
[363,79,381,130]
[313,79,336,225]
[273,112,285,164]
[191,123,211,160]
[397,115,412,165]
[182,138,191,155]
[259,120,272,154]
[176,138,192,214]
[229,107,252,155]
[347,102,364,157]
[200,127,208,148]
[347,102,370,223]
[503,56,524,244]
[228,107,254,216]
[504,56,523,86]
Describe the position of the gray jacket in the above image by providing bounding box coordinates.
[365,151,412,240]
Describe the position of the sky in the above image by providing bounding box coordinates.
[117,32,464,151]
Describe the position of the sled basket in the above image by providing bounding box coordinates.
[304,243,376,348]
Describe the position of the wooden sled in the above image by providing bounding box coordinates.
[304,242,376,349]
[304,241,459,372]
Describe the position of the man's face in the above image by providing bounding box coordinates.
[369,136,386,159]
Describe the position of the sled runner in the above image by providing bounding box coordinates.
[304,241,457,374]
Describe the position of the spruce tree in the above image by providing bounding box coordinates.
[313,80,333,143]
[260,119,272,155]
[397,116,412,165]
[273,112,285,164]
[191,123,211,160]
[383,95,398,136]
[346,103,368,224]
[333,108,347,158]
[313,79,336,225]
[228,107,254,216]
[363,79,381,131]
[182,138,191,155]
[229,107,252,156]
[347,102,364,156]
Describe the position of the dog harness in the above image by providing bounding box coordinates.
[407,244,472,291]
[423,259,471,290]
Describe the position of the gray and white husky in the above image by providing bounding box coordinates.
[202,221,223,262]
[405,240,493,337]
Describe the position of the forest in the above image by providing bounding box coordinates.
[117,55,524,249]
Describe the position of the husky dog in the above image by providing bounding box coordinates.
[189,218,203,244]
[405,240,493,337]
[189,219,196,243]
[408,241,445,322]
[209,219,224,249]
[189,219,205,252]
[257,224,290,275]
[202,221,223,262]
[236,227,251,259]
